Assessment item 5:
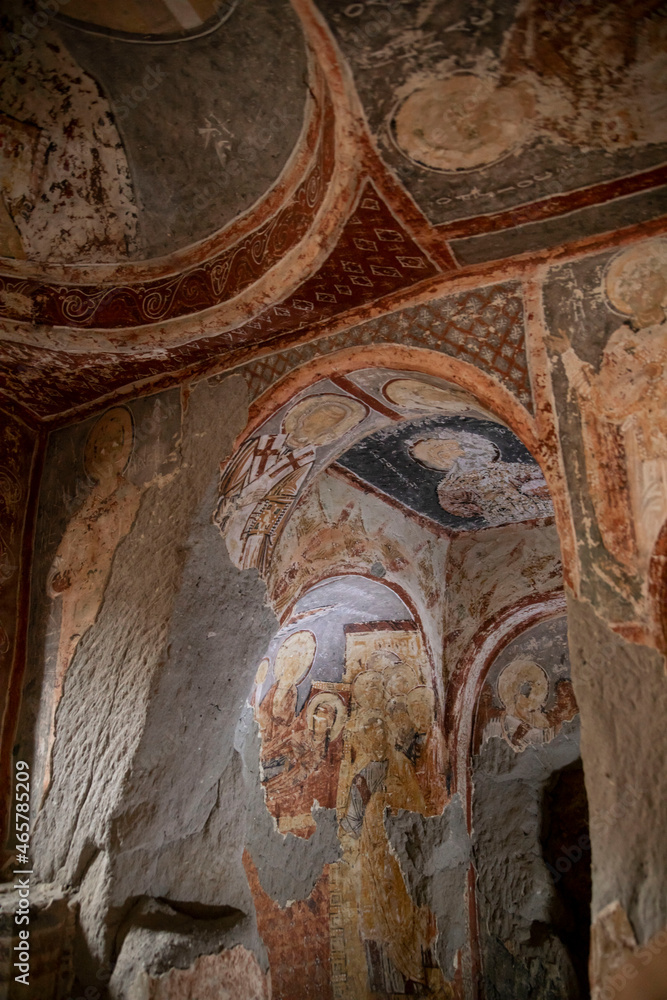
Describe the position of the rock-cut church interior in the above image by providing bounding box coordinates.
[0,1,666,998]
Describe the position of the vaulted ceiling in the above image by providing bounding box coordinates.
[0,0,665,424]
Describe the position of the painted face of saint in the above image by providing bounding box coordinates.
[385,664,419,700]
[273,630,316,687]
[498,659,549,722]
[84,407,134,483]
[392,74,535,172]
[410,431,500,473]
[411,438,464,471]
[282,393,367,449]
[306,692,346,744]
[312,703,336,740]
[407,686,435,733]
[352,670,386,711]
[606,240,667,328]
[383,378,474,413]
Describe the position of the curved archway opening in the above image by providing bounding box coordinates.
[218,359,586,1000]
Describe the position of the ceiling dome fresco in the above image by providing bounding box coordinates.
[0,0,309,261]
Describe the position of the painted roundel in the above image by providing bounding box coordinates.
[605,239,667,328]
[391,74,535,173]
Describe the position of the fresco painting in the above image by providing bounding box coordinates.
[319,0,667,233]
[216,391,368,574]
[43,406,155,796]
[474,617,579,755]
[338,414,553,532]
[247,589,452,997]
[58,0,241,40]
[381,376,497,419]
[553,240,667,570]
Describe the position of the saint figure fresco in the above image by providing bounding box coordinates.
[333,630,450,998]
[254,629,349,835]
[392,0,666,175]
[479,656,579,754]
[382,377,490,417]
[410,430,552,526]
[43,408,142,794]
[248,616,453,996]
[555,240,667,569]
[216,393,366,573]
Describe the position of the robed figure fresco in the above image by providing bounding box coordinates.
[216,393,366,574]
[44,407,141,795]
[334,642,450,998]
[478,657,579,755]
[254,630,347,835]
[249,621,452,996]
[410,430,552,527]
[554,240,667,570]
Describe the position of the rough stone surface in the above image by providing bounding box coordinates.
[472,722,583,999]
[567,593,667,944]
[120,945,270,1000]
[385,793,470,978]
[29,376,282,980]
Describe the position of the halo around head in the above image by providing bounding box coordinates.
[392,74,535,173]
[498,658,549,714]
[255,657,270,688]
[274,630,317,686]
[385,664,419,699]
[84,407,134,481]
[605,240,667,328]
[365,648,403,672]
[352,669,386,709]
[410,430,500,472]
[306,692,346,743]
[282,393,366,448]
[383,378,474,413]
[406,685,435,728]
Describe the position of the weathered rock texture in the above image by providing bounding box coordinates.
[567,594,667,944]
[26,377,285,984]
[0,2,665,993]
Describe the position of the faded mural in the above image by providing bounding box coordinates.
[543,237,667,625]
[216,392,367,573]
[216,376,554,580]
[317,0,667,227]
[245,576,452,997]
[337,414,552,532]
[474,618,579,756]
[19,391,182,810]
[43,407,142,795]
[57,0,241,40]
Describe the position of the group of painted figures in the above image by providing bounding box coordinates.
[252,627,450,996]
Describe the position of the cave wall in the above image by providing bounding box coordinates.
[18,374,337,992]
[0,408,38,852]
[472,617,586,1000]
